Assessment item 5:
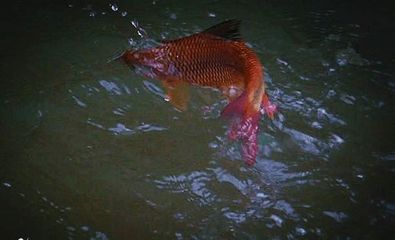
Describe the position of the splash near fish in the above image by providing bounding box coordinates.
[121,19,276,166]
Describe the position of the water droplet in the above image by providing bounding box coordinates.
[131,20,139,28]
[121,11,127,17]
[89,11,96,17]
[208,12,216,17]
[110,3,118,12]
[3,182,11,188]
[356,174,364,179]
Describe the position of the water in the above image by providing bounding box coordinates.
[1,0,394,239]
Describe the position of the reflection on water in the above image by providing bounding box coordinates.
[1,0,394,239]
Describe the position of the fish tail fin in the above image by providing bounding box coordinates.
[241,114,260,166]
[221,92,261,166]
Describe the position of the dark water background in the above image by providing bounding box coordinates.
[1,0,394,239]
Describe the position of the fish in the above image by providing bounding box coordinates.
[121,19,276,166]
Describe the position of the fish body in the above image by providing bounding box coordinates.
[122,20,276,165]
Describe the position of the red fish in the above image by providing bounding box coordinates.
[122,19,276,166]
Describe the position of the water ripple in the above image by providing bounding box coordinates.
[283,128,324,155]
[88,120,168,136]
[154,171,215,206]
[98,79,123,95]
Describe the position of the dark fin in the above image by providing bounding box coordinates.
[202,19,242,41]
[162,80,190,111]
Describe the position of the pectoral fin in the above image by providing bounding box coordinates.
[162,80,190,111]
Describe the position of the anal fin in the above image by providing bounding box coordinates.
[162,80,190,111]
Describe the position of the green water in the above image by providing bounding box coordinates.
[1,0,394,239]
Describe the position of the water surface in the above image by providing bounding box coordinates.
[1,0,394,239]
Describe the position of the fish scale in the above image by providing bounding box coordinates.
[168,43,245,86]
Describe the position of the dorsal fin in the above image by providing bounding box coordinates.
[202,19,242,41]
